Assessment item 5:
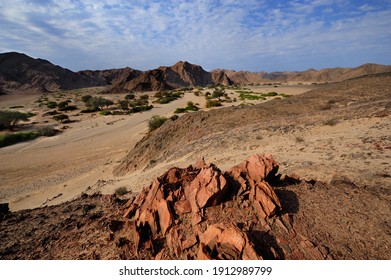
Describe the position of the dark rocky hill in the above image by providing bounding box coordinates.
[0,52,104,94]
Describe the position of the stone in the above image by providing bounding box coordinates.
[182,234,198,250]
[228,154,282,218]
[174,200,192,214]
[157,199,173,235]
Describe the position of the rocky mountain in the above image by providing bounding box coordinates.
[216,63,391,84]
[0,52,104,94]
[110,61,216,92]
[78,67,142,86]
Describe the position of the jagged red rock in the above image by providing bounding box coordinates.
[124,154,292,259]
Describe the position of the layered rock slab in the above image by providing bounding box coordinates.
[124,154,284,259]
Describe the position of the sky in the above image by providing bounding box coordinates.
[0,0,390,72]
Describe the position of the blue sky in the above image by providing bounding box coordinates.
[0,0,390,72]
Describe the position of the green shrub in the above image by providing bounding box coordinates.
[148,115,167,132]
[263,91,278,97]
[82,95,92,103]
[53,114,70,123]
[0,131,38,147]
[206,100,222,108]
[174,108,187,114]
[80,108,100,113]
[37,126,57,137]
[59,105,78,111]
[46,101,57,109]
[85,97,113,110]
[57,101,69,110]
[100,110,111,116]
[140,94,149,100]
[125,93,135,100]
[129,105,153,113]
[117,100,129,111]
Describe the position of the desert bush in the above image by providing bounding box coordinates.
[80,107,99,113]
[46,101,57,109]
[82,95,92,103]
[174,108,187,114]
[100,110,111,116]
[140,94,149,100]
[59,105,78,111]
[0,131,38,147]
[57,101,69,110]
[129,105,153,113]
[148,115,167,132]
[53,114,70,123]
[117,100,129,111]
[206,100,222,108]
[114,187,128,196]
[86,96,113,110]
[263,91,278,97]
[212,88,225,100]
[37,126,57,137]
[0,110,31,130]
[295,136,305,143]
[125,93,135,100]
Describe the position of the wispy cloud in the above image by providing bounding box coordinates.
[0,0,390,71]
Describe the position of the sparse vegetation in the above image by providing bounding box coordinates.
[148,115,167,132]
[153,91,183,104]
[174,101,199,114]
[0,126,57,147]
[0,131,38,147]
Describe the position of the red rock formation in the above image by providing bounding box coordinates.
[125,154,285,259]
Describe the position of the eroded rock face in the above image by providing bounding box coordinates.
[125,154,285,259]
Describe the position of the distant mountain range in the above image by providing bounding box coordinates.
[1,52,390,94]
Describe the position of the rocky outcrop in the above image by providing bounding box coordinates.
[122,154,330,260]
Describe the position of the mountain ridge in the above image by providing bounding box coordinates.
[1,51,390,94]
